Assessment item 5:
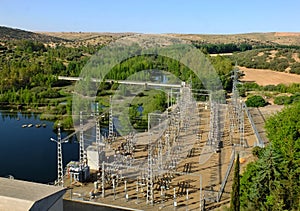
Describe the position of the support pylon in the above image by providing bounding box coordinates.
[79,111,85,164]
[147,114,154,205]
[57,125,63,186]
[108,96,114,140]
[96,103,102,169]
[50,124,66,187]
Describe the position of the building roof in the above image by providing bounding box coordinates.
[0,177,66,210]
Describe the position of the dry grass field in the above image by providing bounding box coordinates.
[239,66,300,86]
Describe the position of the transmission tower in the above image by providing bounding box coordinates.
[231,66,247,148]
[239,102,247,147]
[146,143,154,205]
[208,103,221,152]
[146,114,154,205]
[96,103,102,169]
[50,124,67,187]
[231,67,239,115]
[108,96,114,140]
[79,111,85,164]
[158,118,163,171]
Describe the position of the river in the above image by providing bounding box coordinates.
[0,110,79,184]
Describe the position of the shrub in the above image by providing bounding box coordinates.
[252,146,264,158]
[274,96,291,105]
[245,95,267,107]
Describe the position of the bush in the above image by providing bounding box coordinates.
[245,95,267,107]
[252,146,264,158]
[290,63,300,74]
[274,96,291,105]
[39,88,61,98]
[290,93,300,103]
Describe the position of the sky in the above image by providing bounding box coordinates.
[0,0,299,34]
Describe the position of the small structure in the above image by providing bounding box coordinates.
[0,177,66,211]
[86,144,106,171]
[66,161,90,182]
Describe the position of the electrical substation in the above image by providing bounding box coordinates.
[52,68,263,210]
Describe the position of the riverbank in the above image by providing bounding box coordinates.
[0,104,74,130]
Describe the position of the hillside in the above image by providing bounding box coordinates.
[0,26,69,43]
[2,25,300,47]
[41,31,300,46]
[231,48,300,74]
[168,32,300,46]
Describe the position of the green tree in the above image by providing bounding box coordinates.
[230,153,240,211]
[265,103,300,210]
[241,102,300,210]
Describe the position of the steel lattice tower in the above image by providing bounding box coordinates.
[158,118,163,171]
[239,102,246,147]
[79,111,85,164]
[231,66,247,148]
[146,141,154,205]
[57,125,63,186]
[146,114,154,205]
[108,96,114,140]
[51,124,69,187]
[96,103,102,169]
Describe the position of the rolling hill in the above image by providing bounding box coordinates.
[0,26,69,43]
[1,25,300,47]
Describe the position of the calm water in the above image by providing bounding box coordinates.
[0,110,79,183]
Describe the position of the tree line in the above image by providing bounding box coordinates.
[192,42,252,54]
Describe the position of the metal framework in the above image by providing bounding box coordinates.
[231,66,247,147]
[108,96,114,140]
[50,124,68,187]
[95,103,103,169]
[57,126,63,186]
[79,111,85,164]
[146,113,154,205]
[68,82,242,209]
